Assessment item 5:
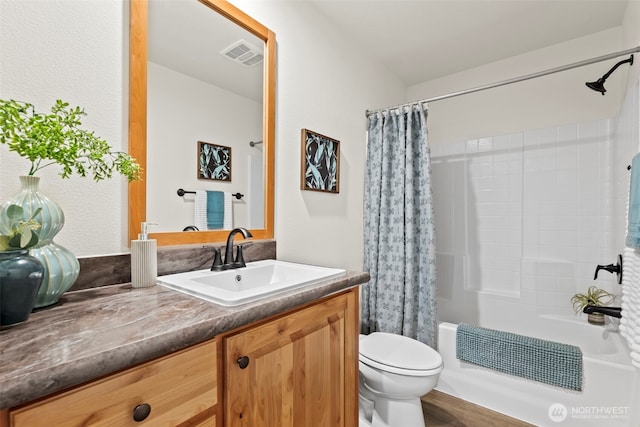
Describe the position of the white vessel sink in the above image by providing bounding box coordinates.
[157,259,346,306]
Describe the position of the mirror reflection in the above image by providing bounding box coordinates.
[147,0,264,232]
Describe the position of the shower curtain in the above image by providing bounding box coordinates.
[362,103,437,347]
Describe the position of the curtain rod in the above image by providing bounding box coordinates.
[366,45,640,116]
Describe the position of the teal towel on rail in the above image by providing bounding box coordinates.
[627,153,640,249]
[456,323,583,391]
[206,191,224,229]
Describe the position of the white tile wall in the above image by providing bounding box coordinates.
[433,79,639,323]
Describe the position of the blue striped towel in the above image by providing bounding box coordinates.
[456,323,583,391]
[627,153,640,249]
[206,190,224,229]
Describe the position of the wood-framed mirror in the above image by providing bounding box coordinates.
[128,0,275,245]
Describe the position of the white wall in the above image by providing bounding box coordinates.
[2,0,636,274]
[0,0,129,256]
[0,0,405,266]
[408,28,624,146]
[229,0,406,271]
[410,0,639,323]
[423,5,640,417]
[432,75,640,425]
[623,0,640,93]
[432,100,637,326]
[147,61,262,232]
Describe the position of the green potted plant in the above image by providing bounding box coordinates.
[0,99,140,180]
[0,205,45,326]
[0,98,141,307]
[571,286,615,325]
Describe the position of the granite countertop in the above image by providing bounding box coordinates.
[0,271,369,409]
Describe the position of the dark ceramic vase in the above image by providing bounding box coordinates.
[0,250,45,327]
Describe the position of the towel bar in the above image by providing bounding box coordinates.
[177,188,244,199]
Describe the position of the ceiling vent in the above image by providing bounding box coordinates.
[220,40,263,67]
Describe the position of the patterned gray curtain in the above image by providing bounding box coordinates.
[362,103,437,347]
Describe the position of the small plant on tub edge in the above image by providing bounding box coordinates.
[0,205,42,251]
[571,285,615,314]
[0,98,140,181]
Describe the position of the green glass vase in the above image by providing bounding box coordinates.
[0,176,80,308]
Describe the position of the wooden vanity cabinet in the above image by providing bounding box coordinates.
[8,340,218,427]
[2,288,360,427]
[223,289,359,427]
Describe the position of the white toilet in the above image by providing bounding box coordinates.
[358,332,443,427]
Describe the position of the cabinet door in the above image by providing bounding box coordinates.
[224,290,358,427]
[10,340,218,427]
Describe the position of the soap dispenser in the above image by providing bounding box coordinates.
[131,222,158,288]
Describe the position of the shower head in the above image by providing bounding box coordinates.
[586,55,634,95]
[585,78,607,95]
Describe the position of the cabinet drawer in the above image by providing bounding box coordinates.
[10,340,217,427]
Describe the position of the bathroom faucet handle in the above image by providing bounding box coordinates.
[593,254,623,284]
[235,245,246,268]
[594,264,617,278]
[210,248,223,271]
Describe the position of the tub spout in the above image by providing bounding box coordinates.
[583,305,622,319]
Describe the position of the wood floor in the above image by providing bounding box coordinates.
[421,391,535,427]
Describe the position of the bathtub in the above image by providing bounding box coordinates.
[436,319,638,426]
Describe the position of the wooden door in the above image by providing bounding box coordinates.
[224,290,358,427]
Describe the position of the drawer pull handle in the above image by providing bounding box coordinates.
[237,356,250,369]
[133,403,152,422]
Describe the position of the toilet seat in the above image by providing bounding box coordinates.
[359,332,443,376]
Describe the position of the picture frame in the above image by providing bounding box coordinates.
[300,129,340,193]
[198,141,231,181]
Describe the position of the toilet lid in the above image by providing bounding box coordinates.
[360,332,442,371]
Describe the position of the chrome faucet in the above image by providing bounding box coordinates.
[211,227,253,271]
